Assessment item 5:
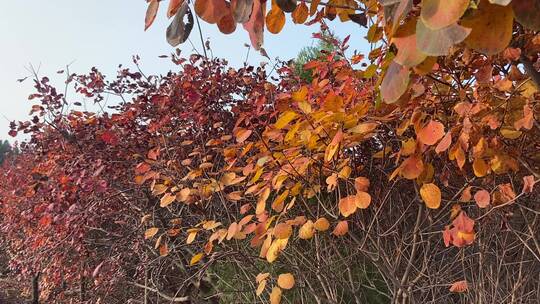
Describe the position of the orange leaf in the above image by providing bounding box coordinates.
[474,189,490,208]
[292,1,308,24]
[167,0,184,18]
[235,128,253,143]
[194,0,229,24]
[273,222,292,239]
[355,191,372,209]
[354,177,370,192]
[218,13,237,34]
[145,0,160,31]
[277,273,295,289]
[160,193,176,207]
[159,243,168,256]
[461,1,514,55]
[243,0,265,50]
[339,195,357,217]
[417,120,445,145]
[449,280,468,293]
[332,220,349,236]
[473,158,489,177]
[522,175,536,193]
[420,183,441,209]
[400,156,425,180]
[421,0,470,30]
[266,7,285,34]
[381,61,410,103]
[313,218,330,231]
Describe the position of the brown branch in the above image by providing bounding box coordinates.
[520,54,540,89]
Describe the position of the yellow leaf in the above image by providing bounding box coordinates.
[348,122,378,134]
[420,183,441,209]
[298,220,315,239]
[256,187,271,215]
[292,86,308,102]
[324,129,343,162]
[275,111,298,129]
[277,273,295,289]
[190,253,204,266]
[473,158,489,177]
[186,230,198,244]
[270,286,282,304]
[272,190,289,212]
[256,279,267,296]
[144,227,159,239]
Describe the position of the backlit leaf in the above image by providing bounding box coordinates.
[461,0,514,55]
[266,7,286,34]
[145,0,160,31]
[381,61,410,103]
[275,111,298,129]
[421,0,470,30]
[416,19,471,56]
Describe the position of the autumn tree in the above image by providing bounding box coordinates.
[0,0,539,303]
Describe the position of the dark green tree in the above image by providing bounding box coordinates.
[0,140,12,164]
[293,30,340,82]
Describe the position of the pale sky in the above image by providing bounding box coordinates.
[0,1,368,142]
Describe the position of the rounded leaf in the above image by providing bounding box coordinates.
[277,273,295,289]
[420,183,441,209]
[416,19,471,56]
[339,195,357,217]
[314,217,330,231]
[332,220,349,236]
[417,120,445,145]
[381,61,410,103]
[355,191,372,209]
[270,286,282,304]
[513,0,540,31]
[461,1,514,55]
[421,0,470,30]
[474,189,490,208]
[266,8,286,34]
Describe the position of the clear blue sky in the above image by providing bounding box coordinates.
[0,0,368,141]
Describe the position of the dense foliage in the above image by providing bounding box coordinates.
[0,0,539,303]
